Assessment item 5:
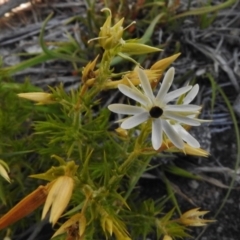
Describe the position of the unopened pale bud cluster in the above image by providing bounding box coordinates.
[180,208,215,226]
[99,8,125,50]
[52,213,86,239]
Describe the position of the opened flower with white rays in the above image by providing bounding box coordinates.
[108,67,204,150]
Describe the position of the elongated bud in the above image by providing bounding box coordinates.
[42,176,74,225]
[0,160,10,183]
[121,43,161,55]
[0,185,50,230]
[17,92,55,105]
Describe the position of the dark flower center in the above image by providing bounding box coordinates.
[149,106,163,118]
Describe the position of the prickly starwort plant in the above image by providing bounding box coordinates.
[0,8,214,240]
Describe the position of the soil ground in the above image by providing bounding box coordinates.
[0,0,240,239]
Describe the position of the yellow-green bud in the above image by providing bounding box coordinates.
[99,8,125,50]
[121,42,161,55]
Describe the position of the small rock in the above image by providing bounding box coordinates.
[217,226,223,233]
[214,190,220,200]
[24,44,42,54]
[188,180,199,189]
[0,48,20,66]
[4,54,20,66]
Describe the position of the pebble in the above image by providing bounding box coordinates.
[188,180,199,189]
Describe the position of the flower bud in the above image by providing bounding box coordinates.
[0,160,10,183]
[17,92,55,105]
[115,127,128,138]
[42,176,74,225]
[121,42,161,55]
[52,213,86,239]
[163,235,172,240]
[98,8,124,50]
[180,208,215,226]
[0,185,49,230]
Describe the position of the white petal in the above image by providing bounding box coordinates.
[156,67,175,102]
[137,68,155,102]
[194,118,212,123]
[164,86,192,103]
[118,84,149,106]
[108,104,145,115]
[164,112,201,126]
[121,112,149,129]
[174,124,200,148]
[165,104,201,112]
[152,118,162,150]
[162,120,184,149]
[183,84,199,104]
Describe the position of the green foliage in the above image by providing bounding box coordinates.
[0,0,236,239]
[0,80,52,226]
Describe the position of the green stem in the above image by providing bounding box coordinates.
[171,0,236,20]
[108,151,138,187]
[108,126,150,191]
[98,50,112,84]
[39,12,86,63]
[123,155,152,200]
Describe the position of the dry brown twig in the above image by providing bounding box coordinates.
[0,0,30,17]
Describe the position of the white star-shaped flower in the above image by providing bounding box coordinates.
[108,67,203,150]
